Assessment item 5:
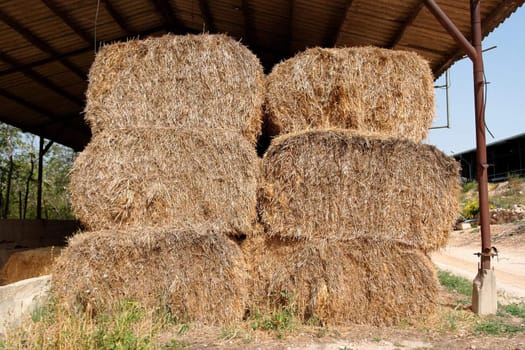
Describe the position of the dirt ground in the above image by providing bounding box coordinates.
[161,222,525,350]
[433,222,525,302]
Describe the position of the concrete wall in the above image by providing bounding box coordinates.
[0,219,80,248]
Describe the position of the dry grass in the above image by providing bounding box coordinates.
[69,128,259,236]
[52,227,248,325]
[85,34,264,145]
[258,129,460,251]
[265,46,435,142]
[242,235,439,326]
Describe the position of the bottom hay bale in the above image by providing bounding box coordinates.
[52,227,248,324]
[243,236,438,326]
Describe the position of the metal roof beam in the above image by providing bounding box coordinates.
[0,52,83,106]
[480,0,524,37]
[150,0,186,33]
[400,44,444,56]
[0,88,89,149]
[387,0,424,48]
[198,0,215,32]
[326,0,354,47]
[423,0,477,60]
[286,0,295,56]
[101,0,133,35]
[0,10,87,79]
[241,0,255,46]
[34,111,85,130]
[0,113,89,151]
[40,0,93,44]
[0,26,168,77]
[433,0,521,78]
[0,87,63,119]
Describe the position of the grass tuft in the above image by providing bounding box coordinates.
[2,297,175,349]
[475,318,523,335]
[501,303,525,319]
[438,270,472,297]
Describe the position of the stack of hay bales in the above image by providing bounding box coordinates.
[53,34,263,324]
[71,34,263,234]
[247,47,460,325]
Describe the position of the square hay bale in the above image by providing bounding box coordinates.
[69,128,259,236]
[258,129,460,251]
[52,227,248,325]
[0,247,60,285]
[243,236,438,326]
[265,46,435,142]
[85,34,264,145]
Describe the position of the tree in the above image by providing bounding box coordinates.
[0,122,76,219]
[42,141,76,219]
[0,124,19,218]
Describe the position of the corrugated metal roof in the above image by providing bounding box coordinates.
[0,0,523,150]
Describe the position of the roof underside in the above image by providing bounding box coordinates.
[1,0,523,151]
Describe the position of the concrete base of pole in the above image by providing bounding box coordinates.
[472,268,497,315]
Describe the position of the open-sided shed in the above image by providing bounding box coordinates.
[0,0,523,151]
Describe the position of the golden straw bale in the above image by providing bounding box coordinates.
[85,34,264,144]
[265,47,435,141]
[69,128,259,235]
[258,129,460,251]
[0,247,61,285]
[52,227,247,324]
[243,236,438,326]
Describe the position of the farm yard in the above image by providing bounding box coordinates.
[1,1,524,349]
[1,33,524,348]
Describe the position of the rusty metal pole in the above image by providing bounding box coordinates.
[471,0,492,270]
[424,0,492,269]
[424,0,497,314]
[423,0,477,60]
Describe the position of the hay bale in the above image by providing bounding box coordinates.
[52,227,247,324]
[69,128,259,235]
[85,34,264,145]
[258,129,460,251]
[0,247,61,285]
[243,236,438,326]
[265,47,435,141]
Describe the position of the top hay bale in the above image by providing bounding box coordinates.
[85,34,264,145]
[265,47,435,142]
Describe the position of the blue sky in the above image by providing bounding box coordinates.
[425,6,525,155]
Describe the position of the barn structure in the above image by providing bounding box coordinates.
[455,132,525,181]
[0,0,523,152]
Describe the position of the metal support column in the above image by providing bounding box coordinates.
[424,0,496,313]
[471,0,492,270]
[37,136,54,219]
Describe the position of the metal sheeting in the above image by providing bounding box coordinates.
[0,0,523,150]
